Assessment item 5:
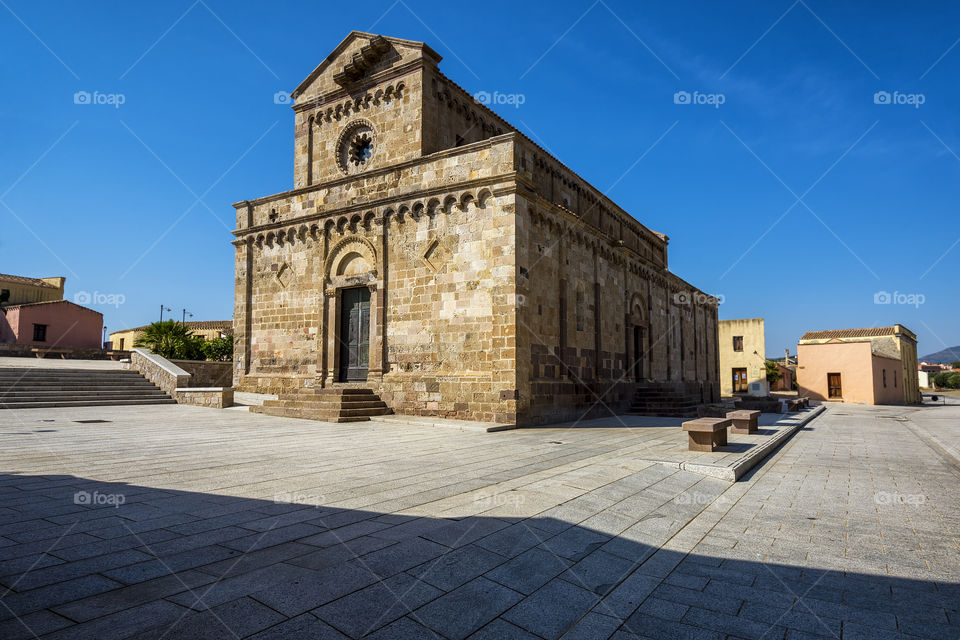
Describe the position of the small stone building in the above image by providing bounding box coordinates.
[0,300,103,350]
[109,320,233,352]
[797,325,921,405]
[718,318,767,395]
[232,32,720,425]
[0,273,65,306]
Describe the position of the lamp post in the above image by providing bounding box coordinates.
[182,309,193,325]
[102,326,107,348]
[159,305,171,321]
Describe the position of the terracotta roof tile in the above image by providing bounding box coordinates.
[0,273,58,288]
[123,320,233,332]
[800,327,896,341]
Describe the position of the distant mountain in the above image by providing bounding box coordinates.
[920,346,960,364]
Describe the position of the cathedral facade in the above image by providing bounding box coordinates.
[232,32,720,425]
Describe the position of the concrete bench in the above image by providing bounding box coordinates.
[31,348,69,359]
[682,418,732,452]
[797,396,810,408]
[787,398,805,412]
[726,409,761,434]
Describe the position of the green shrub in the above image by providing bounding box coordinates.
[202,335,234,362]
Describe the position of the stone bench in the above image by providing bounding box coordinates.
[726,409,761,434]
[682,418,732,452]
[31,348,70,359]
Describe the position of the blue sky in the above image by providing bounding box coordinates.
[1,0,957,358]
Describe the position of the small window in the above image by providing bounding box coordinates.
[455,135,465,147]
[733,336,743,352]
[33,324,47,342]
[575,288,585,332]
[894,370,897,387]
[1,288,9,298]
[118,338,124,350]
[883,369,887,387]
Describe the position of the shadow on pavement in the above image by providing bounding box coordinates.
[0,472,957,639]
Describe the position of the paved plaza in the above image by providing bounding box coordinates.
[0,400,958,639]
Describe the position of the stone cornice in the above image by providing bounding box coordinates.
[292,59,426,113]
[231,133,516,210]
[232,174,515,238]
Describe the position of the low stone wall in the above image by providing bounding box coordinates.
[0,343,129,360]
[171,360,233,387]
[175,387,234,409]
[130,349,189,396]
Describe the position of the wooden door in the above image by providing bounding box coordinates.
[827,373,842,399]
[732,368,748,393]
[338,287,370,381]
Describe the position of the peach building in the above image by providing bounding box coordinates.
[797,325,921,405]
[0,300,103,350]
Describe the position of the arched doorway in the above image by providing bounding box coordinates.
[323,236,380,384]
[627,293,647,382]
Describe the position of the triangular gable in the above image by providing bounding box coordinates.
[291,31,442,102]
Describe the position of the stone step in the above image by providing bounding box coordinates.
[275,388,376,399]
[0,377,151,384]
[626,410,699,418]
[258,403,390,418]
[253,387,392,423]
[0,398,177,409]
[0,367,172,409]
[0,371,142,378]
[630,385,702,418]
[250,405,375,422]
[1,390,170,399]
[0,383,159,391]
[261,399,388,410]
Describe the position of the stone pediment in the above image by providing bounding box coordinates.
[291,31,442,104]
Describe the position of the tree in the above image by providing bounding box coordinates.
[202,334,234,362]
[932,371,960,389]
[949,373,960,390]
[952,360,960,370]
[134,321,198,359]
[765,360,783,384]
[0,289,8,315]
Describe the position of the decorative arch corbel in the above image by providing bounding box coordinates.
[324,234,378,291]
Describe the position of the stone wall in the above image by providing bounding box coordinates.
[233,136,519,421]
[171,360,233,388]
[0,343,127,360]
[174,387,233,409]
[515,189,720,424]
[232,32,720,426]
[129,349,189,397]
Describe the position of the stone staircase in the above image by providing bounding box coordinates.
[627,383,701,418]
[0,367,176,409]
[251,386,392,423]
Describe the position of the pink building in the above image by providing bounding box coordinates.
[0,300,103,350]
[797,325,921,405]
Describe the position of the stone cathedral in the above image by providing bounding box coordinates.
[232,32,720,426]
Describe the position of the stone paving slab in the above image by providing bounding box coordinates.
[0,402,958,638]
[370,414,516,432]
[0,357,125,371]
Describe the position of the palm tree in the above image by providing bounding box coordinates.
[134,320,197,359]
